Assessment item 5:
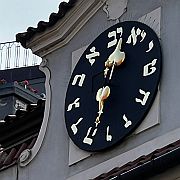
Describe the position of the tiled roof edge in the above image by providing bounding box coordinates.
[16,0,77,48]
[0,99,45,171]
[0,137,37,172]
[93,139,180,180]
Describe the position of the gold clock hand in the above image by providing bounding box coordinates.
[104,38,125,80]
[95,86,110,126]
[96,38,124,126]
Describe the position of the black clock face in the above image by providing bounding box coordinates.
[65,21,162,152]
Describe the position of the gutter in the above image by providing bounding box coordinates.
[113,146,180,180]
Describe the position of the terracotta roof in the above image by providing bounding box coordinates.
[0,137,36,171]
[0,99,45,171]
[16,0,77,48]
[93,139,180,180]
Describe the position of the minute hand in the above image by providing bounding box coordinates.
[104,38,125,80]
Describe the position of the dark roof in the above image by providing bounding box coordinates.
[0,99,45,171]
[93,139,180,180]
[0,66,44,83]
[16,0,77,48]
[0,99,45,148]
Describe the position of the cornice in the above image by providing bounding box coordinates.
[27,0,106,57]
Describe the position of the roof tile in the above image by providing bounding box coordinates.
[93,139,180,180]
[16,0,77,48]
[0,98,45,171]
[27,138,36,149]
[0,152,7,167]
[0,137,37,171]
[13,143,28,160]
[3,148,17,166]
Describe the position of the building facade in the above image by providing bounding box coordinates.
[0,0,180,179]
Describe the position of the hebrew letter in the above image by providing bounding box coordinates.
[140,30,147,42]
[72,74,86,87]
[86,47,100,66]
[117,27,123,37]
[108,27,123,48]
[146,40,154,52]
[135,89,150,106]
[83,127,97,145]
[107,31,117,48]
[67,98,80,111]
[71,117,83,135]
[127,27,146,45]
[143,59,157,76]
[106,126,112,141]
[123,114,132,128]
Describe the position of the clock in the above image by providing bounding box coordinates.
[65,21,162,152]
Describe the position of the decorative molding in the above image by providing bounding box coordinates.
[103,0,128,21]
[19,149,31,163]
[19,58,51,167]
[27,0,106,57]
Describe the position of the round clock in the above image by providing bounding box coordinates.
[65,21,162,151]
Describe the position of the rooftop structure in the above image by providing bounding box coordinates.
[0,41,41,70]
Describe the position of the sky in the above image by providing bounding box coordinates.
[0,0,68,43]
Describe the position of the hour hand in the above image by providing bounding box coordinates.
[104,38,125,79]
[95,86,110,126]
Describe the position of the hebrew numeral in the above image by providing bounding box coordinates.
[107,27,123,48]
[108,31,117,48]
[126,27,146,45]
[140,30,147,42]
[72,74,86,87]
[86,47,100,66]
[143,59,157,76]
[106,126,112,141]
[126,27,140,45]
[123,114,132,128]
[117,27,123,36]
[135,89,150,106]
[71,118,83,135]
[146,40,154,52]
[67,98,80,111]
[83,127,97,145]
